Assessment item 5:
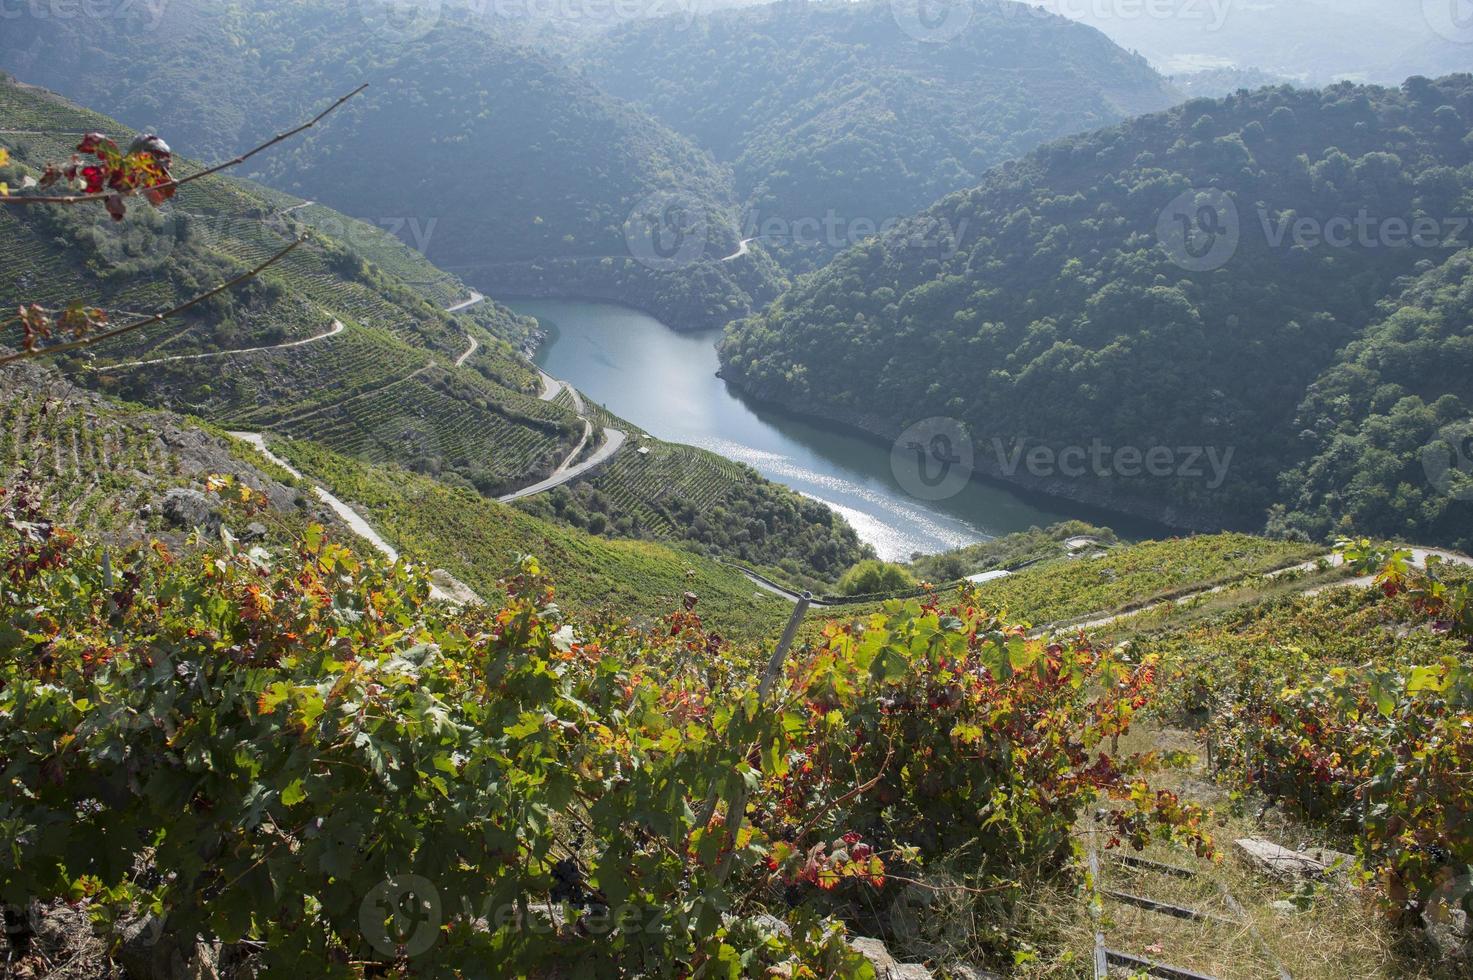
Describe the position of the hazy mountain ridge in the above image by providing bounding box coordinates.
[582,0,1182,269]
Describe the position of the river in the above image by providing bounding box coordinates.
[512,299,1162,561]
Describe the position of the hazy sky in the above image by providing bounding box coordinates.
[1014,0,1471,81]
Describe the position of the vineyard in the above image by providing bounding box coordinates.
[262,366,580,496]
[1136,546,1473,906]
[589,437,750,536]
[0,78,575,501]
[0,372,176,529]
[0,365,326,544]
[0,490,1215,977]
[810,533,1325,635]
[269,437,795,640]
[519,425,872,591]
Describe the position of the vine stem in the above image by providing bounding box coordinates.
[0,236,305,365]
[791,744,894,846]
[0,85,367,208]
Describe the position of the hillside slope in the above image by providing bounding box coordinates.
[583,0,1179,270]
[721,75,1473,549]
[0,77,872,583]
[0,0,779,330]
[0,77,591,499]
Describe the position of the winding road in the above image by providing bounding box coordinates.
[97,319,345,371]
[498,425,627,503]
[220,289,629,603]
[454,333,479,367]
[721,237,758,262]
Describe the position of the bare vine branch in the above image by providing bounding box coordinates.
[0,85,367,208]
[0,236,306,366]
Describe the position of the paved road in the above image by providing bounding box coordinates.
[445,290,485,314]
[498,425,626,503]
[537,371,564,402]
[721,237,757,262]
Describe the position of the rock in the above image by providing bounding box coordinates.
[944,967,1001,980]
[1235,838,1337,879]
[849,936,933,979]
[891,966,934,979]
[850,937,898,971]
[159,489,221,533]
[429,568,482,606]
[115,914,220,980]
[241,521,269,543]
[750,913,791,938]
[1301,845,1355,875]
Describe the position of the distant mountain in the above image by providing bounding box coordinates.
[1018,0,1470,85]
[1171,66,1302,99]
[720,75,1473,548]
[581,0,1180,270]
[0,0,779,330]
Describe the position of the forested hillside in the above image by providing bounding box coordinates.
[0,0,780,330]
[584,0,1179,270]
[722,75,1473,549]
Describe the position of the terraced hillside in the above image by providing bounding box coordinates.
[273,438,795,640]
[517,421,872,593]
[0,0,781,333]
[0,363,336,545]
[0,78,875,579]
[0,78,584,498]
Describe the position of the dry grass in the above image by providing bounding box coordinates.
[1013,724,1470,980]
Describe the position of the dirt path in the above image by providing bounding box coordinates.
[228,431,477,605]
[98,319,344,371]
[454,332,479,367]
[1048,547,1473,636]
